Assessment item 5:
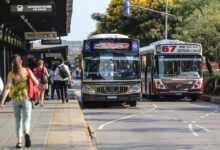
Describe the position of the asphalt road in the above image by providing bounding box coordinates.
[72,80,220,150]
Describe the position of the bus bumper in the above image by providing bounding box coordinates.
[82,93,141,102]
[156,90,202,97]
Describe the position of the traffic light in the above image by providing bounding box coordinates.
[123,0,132,16]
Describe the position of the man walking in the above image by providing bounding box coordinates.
[0,76,4,96]
[52,58,72,103]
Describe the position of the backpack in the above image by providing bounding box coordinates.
[59,65,69,78]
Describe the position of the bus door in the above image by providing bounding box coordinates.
[141,55,147,95]
[146,54,153,95]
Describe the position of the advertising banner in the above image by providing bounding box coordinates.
[25,32,57,40]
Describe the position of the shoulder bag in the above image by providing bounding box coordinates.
[26,68,40,102]
[40,67,48,84]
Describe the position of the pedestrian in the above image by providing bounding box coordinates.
[44,64,51,100]
[51,64,60,99]
[0,54,39,148]
[0,76,4,98]
[33,59,49,107]
[52,58,72,103]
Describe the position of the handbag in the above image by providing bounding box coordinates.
[26,68,40,102]
[40,66,48,84]
[40,75,48,84]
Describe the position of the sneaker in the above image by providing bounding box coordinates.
[35,102,39,105]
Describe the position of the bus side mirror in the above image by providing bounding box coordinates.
[202,56,206,65]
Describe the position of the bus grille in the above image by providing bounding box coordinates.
[96,86,128,94]
[166,84,192,89]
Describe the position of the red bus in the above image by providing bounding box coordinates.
[140,39,203,101]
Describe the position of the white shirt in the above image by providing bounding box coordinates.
[0,77,4,95]
[54,64,70,81]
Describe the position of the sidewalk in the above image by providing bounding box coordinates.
[199,94,220,104]
[0,90,94,150]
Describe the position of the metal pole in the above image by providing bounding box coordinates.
[165,0,168,39]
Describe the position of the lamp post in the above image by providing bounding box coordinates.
[123,0,180,39]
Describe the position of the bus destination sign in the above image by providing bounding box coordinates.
[156,44,201,54]
[93,42,130,50]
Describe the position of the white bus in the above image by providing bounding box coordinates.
[140,39,203,101]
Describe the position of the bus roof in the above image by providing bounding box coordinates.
[140,39,185,52]
[150,39,185,45]
[90,34,129,39]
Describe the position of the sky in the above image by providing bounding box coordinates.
[62,0,112,41]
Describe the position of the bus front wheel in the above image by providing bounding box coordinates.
[129,101,137,107]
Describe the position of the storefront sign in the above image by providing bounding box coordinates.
[25,32,57,40]
[41,39,62,45]
[10,3,54,14]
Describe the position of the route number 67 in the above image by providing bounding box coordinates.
[162,46,177,52]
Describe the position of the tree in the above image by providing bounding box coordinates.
[172,0,220,64]
[90,0,180,47]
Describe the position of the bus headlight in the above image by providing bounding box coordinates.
[129,84,141,93]
[83,86,95,94]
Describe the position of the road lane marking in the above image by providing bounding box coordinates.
[188,124,198,137]
[98,104,158,130]
[98,114,136,130]
[195,124,210,132]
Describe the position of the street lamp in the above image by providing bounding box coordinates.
[123,0,180,39]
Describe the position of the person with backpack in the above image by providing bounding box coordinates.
[33,59,49,107]
[50,64,61,100]
[52,58,72,103]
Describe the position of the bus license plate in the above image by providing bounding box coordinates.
[176,93,182,96]
[107,96,117,99]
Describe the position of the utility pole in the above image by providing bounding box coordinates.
[165,0,168,39]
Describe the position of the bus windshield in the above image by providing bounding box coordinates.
[155,55,202,79]
[83,53,139,81]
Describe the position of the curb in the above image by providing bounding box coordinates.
[199,94,211,101]
[210,96,220,104]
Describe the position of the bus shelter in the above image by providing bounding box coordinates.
[0,0,73,84]
[28,46,68,70]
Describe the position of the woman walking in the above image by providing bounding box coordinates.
[0,54,39,148]
[33,59,49,107]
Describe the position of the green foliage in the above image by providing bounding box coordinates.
[74,52,82,64]
[172,0,220,64]
[203,71,209,78]
[203,71,220,93]
[90,0,180,47]
[203,77,215,93]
